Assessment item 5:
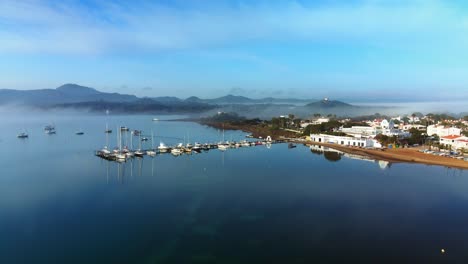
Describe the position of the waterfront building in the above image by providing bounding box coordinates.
[427,125,461,137]
[310,134,375,148]
[440,135,468,150]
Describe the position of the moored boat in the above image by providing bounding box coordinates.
[158,142,170,153]
[17,132,29,138]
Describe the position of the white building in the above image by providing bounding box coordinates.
[341,126,377,137]
[310,134,375,148]
[427,125,461,137]
[401,124,426,131]
[312,118,330,125]
[340,123,410,138]
[440,135,468,150]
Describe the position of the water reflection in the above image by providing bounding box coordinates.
[309,144,391,169]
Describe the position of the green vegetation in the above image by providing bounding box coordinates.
[302,120,344,136]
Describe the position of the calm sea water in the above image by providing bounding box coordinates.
[1,113,468,263]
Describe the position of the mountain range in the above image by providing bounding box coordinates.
[0,83,363,116]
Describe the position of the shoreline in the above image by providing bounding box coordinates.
[295,141,468,170]
[180,119,468,170]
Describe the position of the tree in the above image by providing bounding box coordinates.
[313,113,321,118]
[407,128,423,145]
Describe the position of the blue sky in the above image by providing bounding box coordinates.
[0,0,467,101]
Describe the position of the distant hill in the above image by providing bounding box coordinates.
[52,98,216,114]
[0,84,376,116]
[151,96,183,104]
[305,98,353,108]
[184,94,316,105]
[0,83,137,106]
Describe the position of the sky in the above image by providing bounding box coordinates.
[0,0,468,101]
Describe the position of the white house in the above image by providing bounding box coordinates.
[427,125,461,137]
[310,134,375,148]
[440,135,468,150]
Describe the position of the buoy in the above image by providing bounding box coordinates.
[441,249,445,254]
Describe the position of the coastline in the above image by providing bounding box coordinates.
[297,141,468,170]
[189,120,468,170]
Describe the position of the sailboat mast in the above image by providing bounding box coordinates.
[106,123,109,148]
[139,133,142,150]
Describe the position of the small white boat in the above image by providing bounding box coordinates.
[115,153,126,162]
[134,149,145,157]
[101,146,111,154]
[241,141,251,147]
[152,118,159,121]
[218,144,228,151]
[158,142,170,153]
[147,150,156,156]
[192,143,202,151]
[171,148,182,155]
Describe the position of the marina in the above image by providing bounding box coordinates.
[95,127,274,161]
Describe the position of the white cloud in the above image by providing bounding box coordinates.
[0,0,467,54]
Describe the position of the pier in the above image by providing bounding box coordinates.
[96,136,275,162]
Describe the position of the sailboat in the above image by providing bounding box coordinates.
[134,133,145,157]
[115,126,126,162]
[105,123,112,133]
[217,126,228,150]
[147,130,156,156]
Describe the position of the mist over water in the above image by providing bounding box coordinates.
[354,101,468,116]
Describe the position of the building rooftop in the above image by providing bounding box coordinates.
[441,135,462,139]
